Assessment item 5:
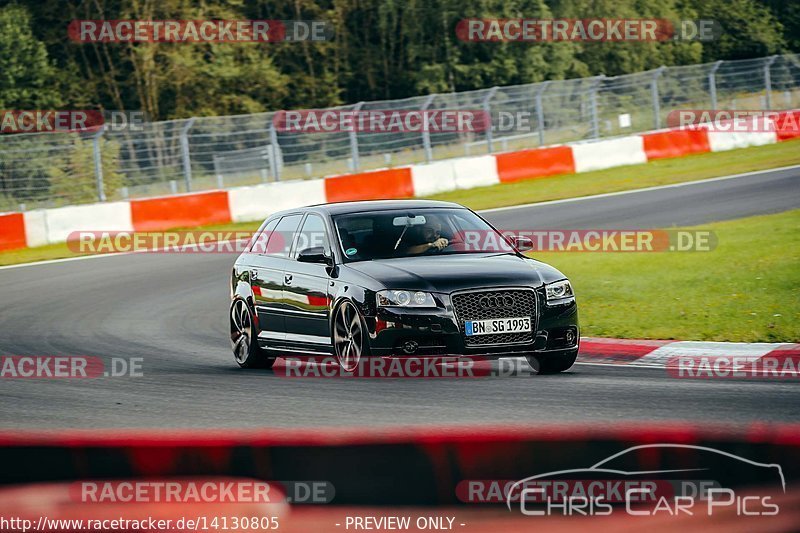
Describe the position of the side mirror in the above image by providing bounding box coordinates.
[509,236,534,252]
[297,246,333,265]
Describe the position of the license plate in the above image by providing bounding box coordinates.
[465,317,531,336]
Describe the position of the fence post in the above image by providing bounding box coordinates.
[589,76,605,140]
[651,66,666,130]
[269,121,281,181]
[421,94,437,163]
[213,155,223,188]
[180,117,195,192]
[349,102,364,170]
[535,81,551,146]
[92,126,107,202]
[764,55,779,110]
[261,149,270,183]
[482,87,498,153]
[709,60,723,110]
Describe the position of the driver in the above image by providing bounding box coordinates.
[402,218,449,255]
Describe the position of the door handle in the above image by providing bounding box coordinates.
[284,273,293,284]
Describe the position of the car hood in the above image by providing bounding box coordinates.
[343,253,566,293]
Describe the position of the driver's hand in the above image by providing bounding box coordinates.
[430,237,449,250]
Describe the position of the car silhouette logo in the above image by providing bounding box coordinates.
[505,443,786,511]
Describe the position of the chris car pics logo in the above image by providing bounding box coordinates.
[505,444,784,517]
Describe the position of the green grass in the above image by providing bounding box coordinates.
[531,210,800,343]
[430,138,800,210]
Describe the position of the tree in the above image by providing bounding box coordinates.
[0,3,61,108]
[49,135,124,204]
[549,0,703,77]
[691,0,785,61]
[757,0,799,53]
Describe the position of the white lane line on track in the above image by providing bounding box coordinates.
[576,361,682,370]
[2,163,799,271]
[480,163,800,213]
[0,238,250,271]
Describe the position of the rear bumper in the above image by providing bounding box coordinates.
[366,289,579,358]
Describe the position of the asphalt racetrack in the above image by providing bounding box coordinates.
[1,166,798,429]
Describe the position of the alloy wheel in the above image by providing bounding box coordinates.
[230,299,252,364]
[333,301,363,371]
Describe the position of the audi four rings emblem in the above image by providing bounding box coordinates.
[479,295,515,309]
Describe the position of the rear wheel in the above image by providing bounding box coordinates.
[230,299,275,369]
[526,348,578,374]
[333,300,369,371]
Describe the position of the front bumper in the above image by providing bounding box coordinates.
[365,287,578,358]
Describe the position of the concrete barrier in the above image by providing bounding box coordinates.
[228,179,326,222]
[452,155,500,189]
[0,213,26,251]
[325,168,414,202]
[496,146,575,182]
[410,160,458,196]
[43,202,134,243]
[571,135,648,173]
[0,424,796,505]
[642,129,711,160]
[2,111,795,252]
[131,191,231,232]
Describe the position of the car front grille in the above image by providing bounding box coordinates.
[451,288,537,346]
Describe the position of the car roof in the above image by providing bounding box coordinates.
[273,199,466,218]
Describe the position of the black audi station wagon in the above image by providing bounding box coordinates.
[230,200,579,373]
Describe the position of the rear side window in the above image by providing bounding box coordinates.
[266,214,303,257]
[294,214,330,258]
[248,218,278,253]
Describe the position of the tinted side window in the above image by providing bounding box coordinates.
[294,214,329,258]
[249,218,278,253]
[268,214,303,257]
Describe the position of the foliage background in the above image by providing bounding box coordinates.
[0,0,793,120]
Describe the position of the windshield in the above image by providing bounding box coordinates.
[333,208,514,262]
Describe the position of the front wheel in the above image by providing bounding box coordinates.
[230,299,275,369]
[526,348,578,374]
[333,300,369,371]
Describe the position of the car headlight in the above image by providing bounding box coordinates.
[545,280,574,302]
[376,290,436,307]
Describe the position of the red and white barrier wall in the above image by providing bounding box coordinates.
[1,110,798,251]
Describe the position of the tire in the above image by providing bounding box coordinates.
[230,298,275,369]
[526,348,578,374]
[332,300,370,371]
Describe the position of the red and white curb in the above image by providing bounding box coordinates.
[578,337,800,376]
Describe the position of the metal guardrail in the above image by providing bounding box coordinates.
[0,54,798,210]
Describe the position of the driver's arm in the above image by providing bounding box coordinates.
[404,238,448,254]
[404,242,434,254]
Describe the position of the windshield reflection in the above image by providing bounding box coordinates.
[333,208,514,262]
